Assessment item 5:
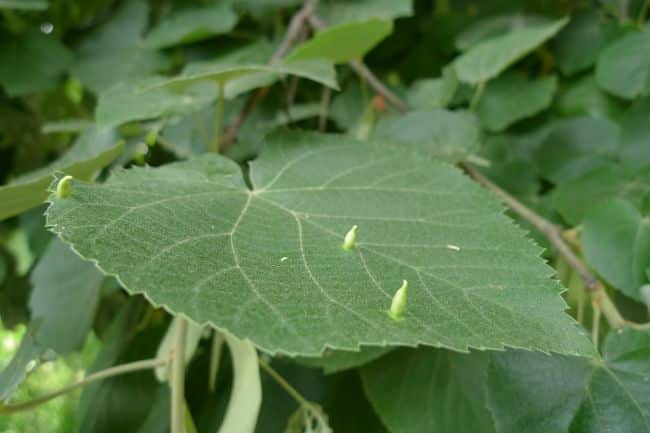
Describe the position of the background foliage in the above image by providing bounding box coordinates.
[1,0,650,432]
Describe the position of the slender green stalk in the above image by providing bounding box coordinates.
[592,302,601,351]
[469,81,485,111]
[171,318,189,433]
[259,358,307,406]
[0,357,168,415]
[210,81,226,153]
[208,331,224,392]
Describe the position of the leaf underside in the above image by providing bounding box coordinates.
[45,131,594,357]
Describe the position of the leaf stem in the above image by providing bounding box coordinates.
[171,318,189,433]
[592,300,601,351]
[469,81,485,111]
[258,358,308,407]
[208,331,224,392]
[318,86,332,132]
[210,81,225,153]
[0,357,169,415]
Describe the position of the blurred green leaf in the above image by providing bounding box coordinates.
[455,13,551,51]
[554,74,624,120]
[596,27,650,99]
[619,97,650,170]
[453,18,567,84]
[362,348,495,433]
[0,127,122,221]
[373,109,481,162]
[0,30,73,97]
[0,0,47,10]
[317,0,412,25]
[405,67,458,110]
[287,19,392,64]
[476,73,556,132]
[143,4,238,49]
[582,198,650,301]
[487,329,650,433]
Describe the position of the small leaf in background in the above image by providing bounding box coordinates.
[554,74,624,120]
[372,109,481,162]
[217,334,261,433]
[296,346,390,374]
[475,73,557,132]
[0,0,47,10]
[535,116,619,184]
[552,10,616,76]
[316,0,412,25]
[455,13,551,51]
[596,27,650,99]
[286,19,392,64]
[362,348,495,433]
[405,67,458,110]
[29,238,103,354]
[453,18,568,84]
[552,165,650,225]
[582,199,650,301]
[487,329,650,433]
[45,131,594,357]
[0,30,73,96]
[96,77,217,127]
[0,127,122,221]
[619,97,650,170]
[143,4,237,49]
[71,0,170,93]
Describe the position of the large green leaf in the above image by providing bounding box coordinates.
[372,109,481,162]
[535,116,619,184]
[619,97,650,170]
[143,4,237,49]
[596,28,650,99]
[0,127,122,221]
[317,0,412,25]
[455,13,551,51]
[552,10,616,76]
[487,329,650,433]
[453,18,568,84]
[0,30,73,96]
[582,199,650,301]
[29,238,103,354]
[362,348,495,433]
[96,77,217,127]
[163,60,339,91]
[552,165,650,225]
[71,0,170,93]
[476,73,557,132]
[286,19,392,64]
[45,131,593,357]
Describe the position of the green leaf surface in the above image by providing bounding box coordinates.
[96,76,217,127]
[372,109,481,162]
[455,13,551,51]
[0,127,122,221]
[487,329,650,433]
[554,74,624,120]
[406,68,458,110]
[535,116,619,184]
[582,199,650,301]
[317,0,412,25]
[0,0,47,10]
[46,131,593,357]
[42,119,93,134]
[619,97,650,170]
[476,73,557,132]
[164,60,339,91]
[596,27,650,99]
[553,10,616,76]
[286,19,392,64]
[362,348,495,433]
[453,18,568,84]
[30,238,103,354]
[216,334,261,433]
[0,256,5,285]
[552,165,650,225]
[143,4,237,49]
[297,346,391,374]
[0,30,73,96]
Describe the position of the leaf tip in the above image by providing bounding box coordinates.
[388,279,408,321]
[341,224,358,251]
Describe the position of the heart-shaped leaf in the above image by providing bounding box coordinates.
[45,131,593,356]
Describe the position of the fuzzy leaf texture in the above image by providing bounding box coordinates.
[45,131,594,357]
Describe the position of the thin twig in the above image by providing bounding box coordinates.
[307,14,411,114]
[0,357,169,414]
[221,0,318,150]
[258,359,308,406]
[318,86,331,132]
